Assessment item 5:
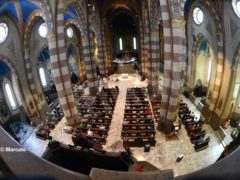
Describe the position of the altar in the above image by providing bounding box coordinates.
[113,57,136,74]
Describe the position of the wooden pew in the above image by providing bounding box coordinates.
[122,137,156,147]
[190,130,206,143]
[74,87,119,146]
[76,127,108,135]
[194,137,210,152]
[124,112,152,118]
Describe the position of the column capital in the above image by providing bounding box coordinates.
[151,30,159,36]
[47,33,56,41]
[171,17,186,29]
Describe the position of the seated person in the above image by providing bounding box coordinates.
[71,72,79,84]
[79,123,84,128]
[123,135,129,142]
[103,77,108,85]
[99,125,106,130]
[147,109,152,113]
[72,133,93,149]
[115,85,119,93]
[87,129,93,136]
[134,137,143,147]
[123,120,129,125]
[193,117,199,122]
[190,130,206,140]
[196,137,204,144]
[196,136,210,145]
[97,111,105,117]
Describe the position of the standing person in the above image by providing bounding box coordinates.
[115,85,119,94]
[71,71,79,84]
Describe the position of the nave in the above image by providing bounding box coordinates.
[22,73,233,177]
[1,0,240,179]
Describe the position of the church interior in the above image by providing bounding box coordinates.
[0,0,240,179]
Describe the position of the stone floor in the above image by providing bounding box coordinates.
[22,73,233,177]
[23,130,48,156]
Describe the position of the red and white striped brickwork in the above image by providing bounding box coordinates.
[149,30,160,94]
[47,0,78,125]
[95,26,107,77]
[159,0,186,133]
[81,32,98,95]
[100,24,108,76]
[24,11,45,116]
[143,5,151,81]
[159,0,172,131]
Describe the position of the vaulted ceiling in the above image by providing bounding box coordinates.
[95,0,141,17]
[0,0,42,25]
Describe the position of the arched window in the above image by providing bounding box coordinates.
[0,22,8,44]
[119,38,123,50]
[232,0,240,18]
[5,83,17,110]
[66,27,73,38]
[193,7,204,25]
[233,84,240,99]
[207,59,212,83]
[39,23,48,38]
[39,67,47,87]
[133,37,137,50]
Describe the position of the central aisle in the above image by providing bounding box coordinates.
[103,73,148,151]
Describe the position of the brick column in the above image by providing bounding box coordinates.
[159,0,186,134]
[78,39,87,82]
[143,8,151,81]
[101,24,108,76]
[96,27,107,77]
[47,0,78,125]
[164,18,186,133]
[81,33,98,95]
[139,21,146,78]
[149,30,159,94]
[104,25,112,74]
[159,0,172,132]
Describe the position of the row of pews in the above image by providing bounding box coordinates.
[179,101,210,152]
[149,93,161,120]
[121,88,156,147]
[72,87,119,146]
[35,105,64,140]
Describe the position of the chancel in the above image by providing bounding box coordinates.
[0,0,240,180]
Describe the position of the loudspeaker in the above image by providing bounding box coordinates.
[144,144,151,152]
